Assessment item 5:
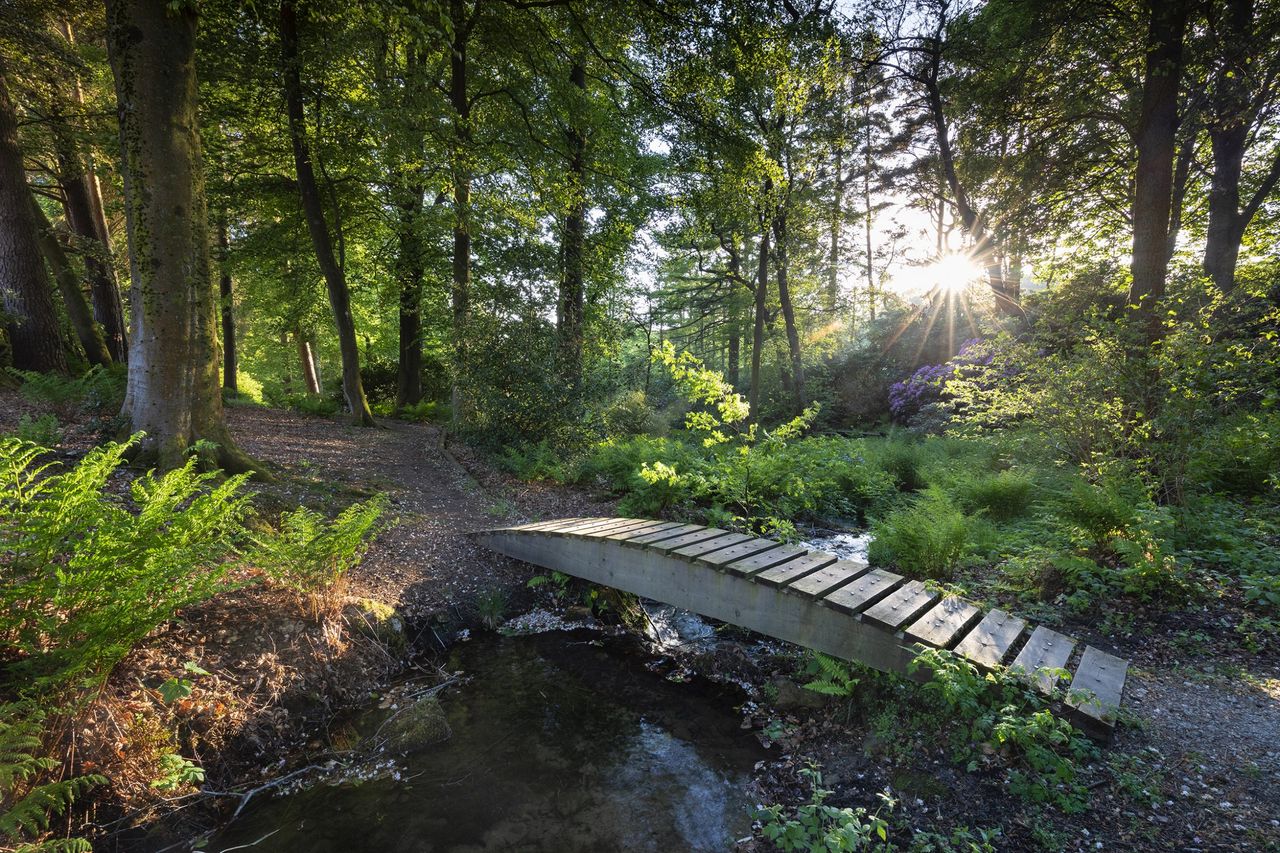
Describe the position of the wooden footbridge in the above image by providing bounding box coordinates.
[475,517,1129,740]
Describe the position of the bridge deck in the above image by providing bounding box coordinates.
[474,517,1128,740]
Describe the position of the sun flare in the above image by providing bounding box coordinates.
[891,253,987,295]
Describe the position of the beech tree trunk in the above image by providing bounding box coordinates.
[394,188,425,409]
[54,20,129,363]
[449,0,472,420]
[393,46,426,412]
[280,0,374,426]
[726,242,741,389]
[216,218,237,393]
[749,225,769,421]
[0,65,68,373]
[30,195,112,367]
[105,0,258,473]
[558,57,588,390]
[773,210,805,409]
[1202,0,1280,292]
[1128,0,1189,345]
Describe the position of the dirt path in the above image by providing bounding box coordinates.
[225,406,610,624]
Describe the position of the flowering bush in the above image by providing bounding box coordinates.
[888,339,995,429]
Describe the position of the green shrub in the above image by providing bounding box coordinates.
[869,439,930,492]
[601,389,666,437]
[498,440,575,483]
[286,394,341,417]
[955,470,1035,520]
[1056,476,1140,545]
[9,365,126,417]
[1188,412,1280,496]
[580,435,705,493]
[755,767,893,852]
[868,490,970,579]
[395,400,450,423]
[14,414,61,447]
[253,497,387,599]
[910,648,1097,813]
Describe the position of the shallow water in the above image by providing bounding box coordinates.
[202,631,766,853]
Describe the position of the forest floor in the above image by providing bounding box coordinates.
[6,397,1278,851]
[225,406,1280,852]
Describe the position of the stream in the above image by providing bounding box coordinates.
[203,630,768,852]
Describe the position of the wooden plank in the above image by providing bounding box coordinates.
[788,560,870,599]
[577,519,661,538]
[860,581,938,630]
[1009,626,1075,693]
[726,545,809,578]
[905,597,984,649]
[698,538,786,570]
[754,552,837,587]
[671,532,753,559]
[825,569,903,615]
[953,609,1026,668]
[513,517,598,531]
[1066,646,1127,736]
[626,523,707,545]
[544,517,625,534]
[607,521,685,542]
[647,527,730,552]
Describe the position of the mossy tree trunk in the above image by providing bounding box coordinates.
[29,193,112,367]
[0,64,68,374]
[105,0,260,474]
[279,0,374,426]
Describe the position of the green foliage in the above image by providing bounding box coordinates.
[253,497,388,596]
[602,390,666,438]
[953,470,1034,520]
[149,753,205,792]
[0,706,102,853]
[1188,412,1280,497]
[14,415,60,447]
[472,587,509,631]
[286,394,342,418]
[498,441,575,483]
[8,366,126,417]
[802,653,860,697]
[394,400,450,423]
[869,490,970,580]
[1,436,255,689]
[756,767,893,851]
[910,649,1097,813]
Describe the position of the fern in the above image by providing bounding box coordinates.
[802,652,860,697]
[0,707,102,851]
[8,366,125,417]
[253,496,387,595]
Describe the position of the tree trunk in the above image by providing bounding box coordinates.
[280,0,373,426]
[773,210,804,409]
[558,57,588,390]
[394,187,425,410]
[726,241,741,388]
[105,0,258,473]
[1202,0,1271,292]
[828,100,843,311]
[296,331,321,395]
[0,65,68,373]
[54,131,129,365]
[216,217,237,393]
[1128,0,1188,345]
[392,46,426,412]
[30,195,112,367]
[54,20,129,363]
[749,226,769,421]
[449,0,472,420]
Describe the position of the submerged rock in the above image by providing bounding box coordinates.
[380,695,451,752]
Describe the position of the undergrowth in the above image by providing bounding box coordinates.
[0,434,385,850]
